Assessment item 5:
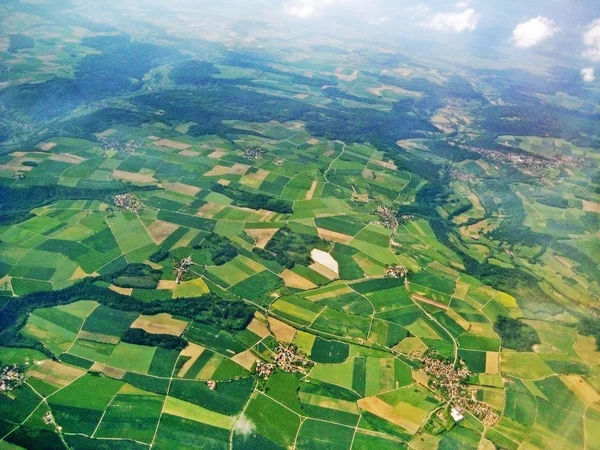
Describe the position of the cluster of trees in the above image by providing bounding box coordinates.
[0,279,254,358]
[194,233,238,266]
[212,184,293,214]
[578,317,600,350]
[257,226,330,269]
[121,328,187,351]
[111,263,162,289]
[0,184,155,226]
[493,316,541,352]
[169,60,221,86]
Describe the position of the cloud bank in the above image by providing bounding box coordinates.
[581,67,596,82]
[512,16,559,48]
[423,9,479,33]
[583,19,600,61]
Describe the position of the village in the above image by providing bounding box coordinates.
[0,363,26,394]
[376,205,399,229]
[418,353,500,427]
[112,193,145,215]
[255,343,313,379]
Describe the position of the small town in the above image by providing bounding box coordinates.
[112,193,145,215]
[244,147,265,160]
[384,264,408,278]
[255,344,313,379]
[376,205,399,229]
[174,256,193,284]
[418,353,499,427]
[0,363,26,394]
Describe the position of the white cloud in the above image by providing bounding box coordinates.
[581,67,596,82]
[455,1,470,9]
[285,0,336,19]
[423,9,479,33]
[512,16,559,48]
[583,19,600,62]
[406,4,430,19]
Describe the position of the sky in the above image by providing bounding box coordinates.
[274,0,600,82]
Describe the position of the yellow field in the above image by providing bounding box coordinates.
[358,397,421,434]
[485,352,499,374]
[163,396,235,429]
[173,278,210,298]
[89,363,126,380]
[112,169,156,184]
[232,350,257,370]
[147,220,180,245]
[204,163,249,177]
[280,269,318,290]
[245,228,278,249]
[246,317,270,338]
[131,313,189,336]
[561,375,600,405]
[178,343,205,377]
[28,360,85,387]
[268,317,296,343]
[317,228,354,244]
[155,139,191,150]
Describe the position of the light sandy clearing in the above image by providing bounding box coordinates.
[334,67,359,82]
[147,220,180,245]
[155,139,191,150]
[232,349,258,370]
[95,128,117,138]
[281,269,318,290]
[305,285,353,301]
[245,228,278,249]
[69,266,91,281]
[204,163,249,177]
[197,202,227,219]
[208,149,227,159]
[246,317,270,338]
[309,263,338,281]
[307,138,319,145]
[179,149,200,157]
[485,352,499,374]
[268,317,296,343]
[131,313,189,336]
[582,200,600,213]
[305,180,318,200]
[178,343,206,377]
[164,182,201,196]
[112,170,156,184]
[157,280,177,290]
[370,159,398,171]
[358,397,420,434]
[90,363,126,379]
[36,142,57,151]
[109,285,133,296]
[561,375,600,405]
[49,153,86,164]
[294,93,309,100]
[367,85,421,98]
[28,360,85,386]
[240,169,270,188]
[317,228,354,244]
[411,293,449,310]
[78,331,120,345]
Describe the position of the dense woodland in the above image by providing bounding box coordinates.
[493,316,541,352]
